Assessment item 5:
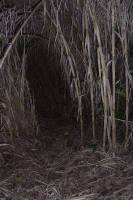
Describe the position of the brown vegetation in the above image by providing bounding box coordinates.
[0,0,133,149]
[0,0,133,199]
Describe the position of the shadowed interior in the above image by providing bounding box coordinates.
[26,40,71,120]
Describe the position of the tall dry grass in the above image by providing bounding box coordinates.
[46,0,133,150]
[0,0,133,151]
[0,3,39,137]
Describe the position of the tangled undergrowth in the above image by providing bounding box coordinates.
[0,120,133,200]
[0,0,133,150]
[0,0,133,199]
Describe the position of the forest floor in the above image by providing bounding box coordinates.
[0,119,133,200]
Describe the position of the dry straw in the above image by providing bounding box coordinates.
[0,0,133,151]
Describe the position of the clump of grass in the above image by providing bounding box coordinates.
[0,3,41,137]
[0,45,37,137]
[45,0,133,151]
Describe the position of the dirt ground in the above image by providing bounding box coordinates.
[0,118,133,200]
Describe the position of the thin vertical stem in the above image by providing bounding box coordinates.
[79,95,84,146]
[111,1,116,150]
[124,34,129,145]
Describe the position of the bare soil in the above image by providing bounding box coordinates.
[0,118,133,200]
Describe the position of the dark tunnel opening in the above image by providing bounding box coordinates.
[26,39,72,122]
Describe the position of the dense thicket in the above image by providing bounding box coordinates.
[0,0,133,151]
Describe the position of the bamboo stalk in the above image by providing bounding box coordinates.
[124,32,129,146]
[83,8,96,142]
[111,0,116,150]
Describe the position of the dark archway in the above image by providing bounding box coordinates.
[26,39,71,120]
